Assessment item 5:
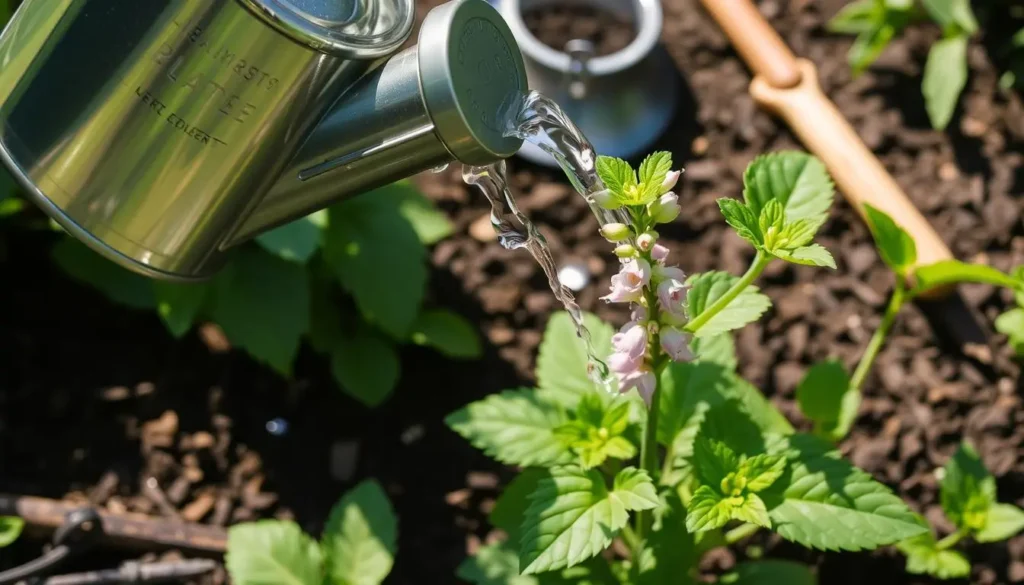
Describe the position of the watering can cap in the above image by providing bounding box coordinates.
[418,0,528,165]
[240,0,415,58]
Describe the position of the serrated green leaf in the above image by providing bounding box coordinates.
[863,203,916,274]
[536,312,615,408]
[733,493,771,528]
[410,309,482,359]
[685,485,735,532]
[153,281,210,338]
[635,494,697,585]
[686,271,772,338]
[322,480,397,585]
[996,308,1024,356]
[491,469,547,542]
[758,199,786,243]
[447,389,571,467]
[0,517,23,547]
[596,156,636,200]
[611,468,660,510]
[779,219,818,249]
[921,0,978,34]
[776,244,837,268]
[256,214,323,263]
[975,503,1024,542]
[638,151,673,198]
[690,333,737,371]
[718,198,762,248]
[720,560,817,585]
[762,434,927,551]
[827,0,879,34]
[897,532,971,579]
[849,22,898,74]
[331,327,400,407]
[457,542,537,585]
[740,454,787,492]
[519,466,654,574]
[225,521,322,585]
[743,152,834,230]
[796,360,855,437]
[324,189,426,338]
[913,260,1022,296]
[52,238,156,310]
[210,248,309,377]
[556,394,637,469]
[693,438,740,487]
[923,36,969,130]
[941,442,996,531]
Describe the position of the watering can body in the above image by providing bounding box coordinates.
[0,0,526,280]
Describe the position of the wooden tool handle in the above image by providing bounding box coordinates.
[750,60,954,269]
[698,0,801,88]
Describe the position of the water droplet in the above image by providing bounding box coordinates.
[265,418,289,436]
[557,262,590,291]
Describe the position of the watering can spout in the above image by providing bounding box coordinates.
[227,0,528,245]
[0,0,525,280]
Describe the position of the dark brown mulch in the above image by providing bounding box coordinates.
[523,5,635,56]
[2,0,1024,584]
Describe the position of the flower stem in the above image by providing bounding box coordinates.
[850,281,905,392]
[634,274,665,553]
[935,528,967,551]
[724,523,761,545]
[684,251,771,335]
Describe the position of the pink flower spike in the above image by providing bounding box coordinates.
[630,305,648,323]
[657,277,688,322]
[600,258,651,304]
[608,350,643,375]
[660,327,694,362]
[661,170,681,192]
[620,369,657,405]
[612,322,647,361]
[651,244,670,263]
[656,265,686,282]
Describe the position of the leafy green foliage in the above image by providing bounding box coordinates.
[227,480,397,585]
[0,517,23,548]
[923,36,969,130]
[446,389,571,467]
[322,480,398,585]
[975,503,1024,543]
[457,543,537,585]
[536,312,614,408]
[634,492,697,585]
[257,213,325,264]
[410,309,482,359]
[940,442,996,532]
[897,531,971,580]
[519,467,657,574]
[686,440,783,532]
[862,204,916,275]
[911,260,1023,296]
[331,328,401,407]
[595,152,673,207]
[763,435,927,551]
[226,521,323,585]
[995,308,1024,356]
[795,360,858,441]
[52,239,156,309]
[685,272,772,338]
[689,333,737,371]
[720,560,817,585]
[490,469,547,541]
[554,393,637,469]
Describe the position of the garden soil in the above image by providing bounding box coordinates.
[2,0,1024,583]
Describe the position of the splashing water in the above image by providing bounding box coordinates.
[462,91,630,391]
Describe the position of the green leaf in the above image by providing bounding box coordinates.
[775,244,836,268]
[536,312,614,408]
[778,219,818,249]
[52,238,156,310]
[637,151,673,199]
[390,181,453,245]
[685,485,735,532]
[743,152,834,230]
[913,260,1022,295]
[863,203,916,274]
[996,308,1024,356]
[732,493,771,528]
[848,23,898,74]
[331,327,401,407]
[758,199,786,244]
[975,503,1024,542]
[447,389,572,467]
[210,248,309,376]
[740,454,787,492]
[322,480,397,585]
[693,438,740,487]
[555,396,637,469]
[796,360,857,439]
[718,198,762,248]
[921,0,978,34]
[827,0,879,34]
[940,442,996,531]
[611,468,660,510]
[686,271,772,338]
[256,213,323,263]
[457,543,537,585]
[690,333,737,371]
[0,517,23,547]
[225,520,322,585]
[635,492,697,585]
[596,156,636,200]
[922,36,969,131]
[897,532,971,579]
[154,281,210,338]
[519,466,655,574]
[324,189,426,338]
[491,469,547,541]
[720,560,817,585]
[763,434,927,551]
[410,309,482,359]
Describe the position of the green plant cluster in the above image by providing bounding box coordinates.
[0,178,480,407]
[830,0,1024,130]
[225,480,398,585]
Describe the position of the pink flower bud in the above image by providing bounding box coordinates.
[657,276,688,322]
[655,265,686,282]
[650,193,680,224]
[612,321,647,361]
[651,244,670,263]
[614,244,637,258]
[660,327,693,362]
[600,223,631,242]
[601,258,651,303]
[608,350,643,375]
[661,170,681,192]
[637,232,656,252]
[620,369,657,405]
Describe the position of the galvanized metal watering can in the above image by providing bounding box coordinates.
[0,0,527,280]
